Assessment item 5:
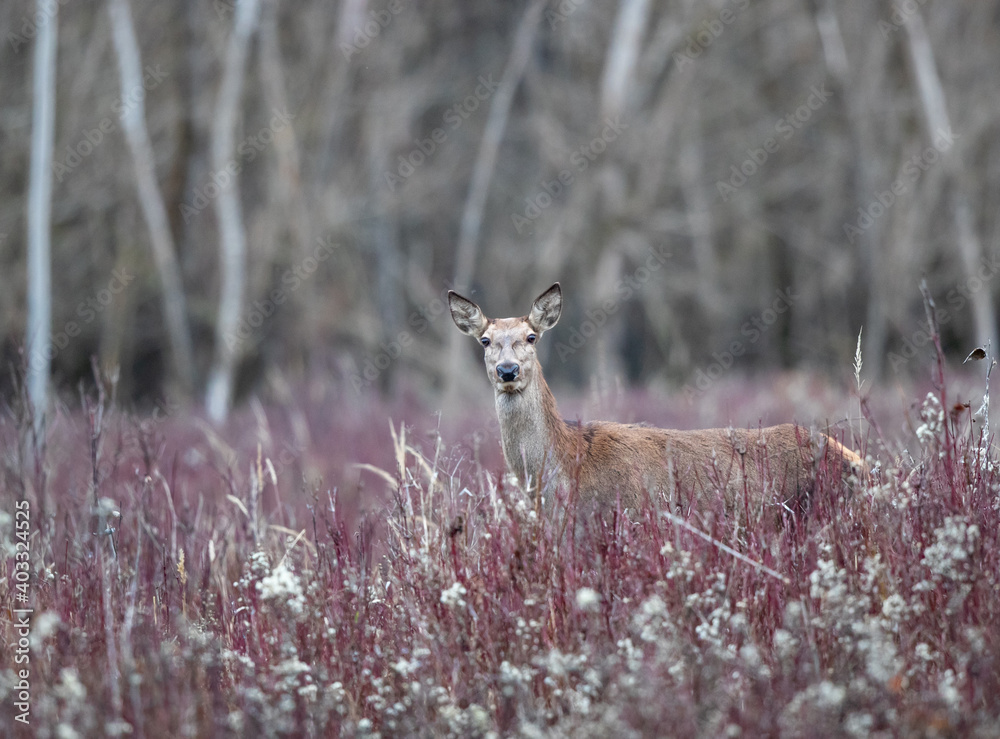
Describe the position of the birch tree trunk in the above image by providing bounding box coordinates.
[903,10,997,355]
[107,0,195,393]
[446,0,544,403]
[600,0,651,119]
[205,0,261,423]
[26,0,58,440]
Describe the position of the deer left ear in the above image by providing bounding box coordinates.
[449,290,489,336]
[528,283,562,334]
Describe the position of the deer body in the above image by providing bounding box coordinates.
[449,284,861,517]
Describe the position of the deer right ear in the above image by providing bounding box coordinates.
[448,291,488,336]
[528,283,562,333]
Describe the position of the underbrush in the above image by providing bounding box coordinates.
[1,364,999,737]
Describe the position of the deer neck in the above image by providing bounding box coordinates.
[494,368,575,490]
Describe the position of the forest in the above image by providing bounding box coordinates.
[2,1,1000,737]
[2,0,999,417]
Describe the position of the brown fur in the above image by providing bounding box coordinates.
[450,283,862,519]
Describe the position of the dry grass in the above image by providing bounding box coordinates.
[1,354,999,737]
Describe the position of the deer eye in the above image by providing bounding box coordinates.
[526,334,537,344]
[480,337,491,347]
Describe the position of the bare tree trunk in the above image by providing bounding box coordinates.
[205,0,261,423]
[634,63,696,212]
[678,101,719,321]
[336,0,369,49]
[107,0,195,394]
[814,0,889,376]
[315,0,365,184]
[904,9,997,354]
[259,2,316,372]
[445,0,545,403]
[26,0,58,440]
[600,0,651,119]
[452,0,545,292]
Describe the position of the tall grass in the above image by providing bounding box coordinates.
[1,359,999,736]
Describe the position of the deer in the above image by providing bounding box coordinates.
[448,282,864,523]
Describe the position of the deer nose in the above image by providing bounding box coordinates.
[496,362,519,383]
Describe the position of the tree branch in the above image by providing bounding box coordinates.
[107,0,195,393]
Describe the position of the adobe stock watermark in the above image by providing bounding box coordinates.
[11,498,32,725]
[682,286,799,400]
[52,65,170,183]
[180,107,296,223]
[349,284,467,394]
[672,0,750,68]
[554,245,672,362]
[888,253,1000,373]
[26,268,135,374]
[843,127,958,244]
[340,0,406,61]
[225,235,338,350]
[511,117,628,235]
[383,74,500,191]
[7,0,68,52]
[716,83,832,201]
[878,0,930,38]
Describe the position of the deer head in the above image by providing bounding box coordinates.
[448,283,563,394]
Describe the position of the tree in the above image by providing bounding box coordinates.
[107,0,195,394]
[904,9,997,357]
[445,0,545,404]
[205,0,262,423]
[26,0,59,439]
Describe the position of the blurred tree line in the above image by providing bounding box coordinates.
[2,0,999,418]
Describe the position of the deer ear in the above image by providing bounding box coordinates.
[448,291,488,336]
[528,283,562,333]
